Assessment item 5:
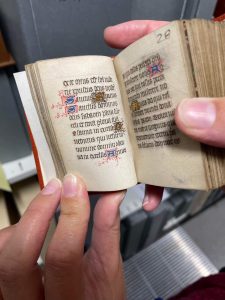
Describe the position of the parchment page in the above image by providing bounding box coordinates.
[36,56,136,191]
[114,22,208,189]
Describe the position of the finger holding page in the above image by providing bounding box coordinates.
[176,97,225,148]
[104,20,169,49]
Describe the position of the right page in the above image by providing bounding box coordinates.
[114,21,208,190]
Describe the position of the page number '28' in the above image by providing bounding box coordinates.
[156,29,171,43]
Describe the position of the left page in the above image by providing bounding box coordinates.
[24,56,137,191]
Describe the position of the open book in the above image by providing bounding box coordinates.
[15,20,225,191]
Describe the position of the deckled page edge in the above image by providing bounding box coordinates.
[14,71,56,185]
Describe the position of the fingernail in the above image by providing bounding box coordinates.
[178,98,216,129]
[42,178,61,195]
[63,174,78,198]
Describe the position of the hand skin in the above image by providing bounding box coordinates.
[104,20,225,211]
[0,174,126,300]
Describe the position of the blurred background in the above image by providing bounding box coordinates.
[0,0,225,299]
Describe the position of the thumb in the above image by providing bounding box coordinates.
[175,97,225,148]
[90,191,126,262]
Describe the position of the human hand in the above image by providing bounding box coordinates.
[0,175,126,300]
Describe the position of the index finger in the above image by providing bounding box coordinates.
[104,20,169,49]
